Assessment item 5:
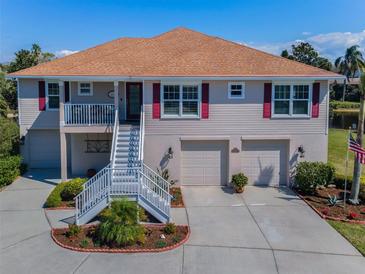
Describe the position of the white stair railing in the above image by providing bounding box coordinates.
[110,109,119,167]
[138,105,145,162]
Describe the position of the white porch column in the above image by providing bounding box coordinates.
[114,81,119,118]
[60,132,68,181]
[59,81,65,126]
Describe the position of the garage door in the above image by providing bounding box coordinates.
[241,140,288,186]
[29,130,60,168]
[181,141,228,186]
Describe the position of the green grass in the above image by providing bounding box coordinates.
[328,220,365,256]
[328,128,365,177]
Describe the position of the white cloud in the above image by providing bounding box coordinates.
[55,49,79,58]
[302,31,312,36]
[246,30,365,60]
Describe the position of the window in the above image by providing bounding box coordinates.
[47,82,59,110]
[78,82,93,96]
[273,84,311,117]
[228,82,245,99]
[162,83,200,118]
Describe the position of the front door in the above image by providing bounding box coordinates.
[126,82,142,120]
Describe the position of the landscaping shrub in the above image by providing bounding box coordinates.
[96,199,146,247]
[0,155,23,187]
[163,223,177,235]
[333,174,365,190]
[359,184,365,201]
[231,173,248,189]
[60,177,87,201]
[0,117,19,157]
[45,182,67,207]
[293,162,335,194]
[66,224,81,238]
[79,239,89,248]
[330,100,360,110]
[155,240,167,248]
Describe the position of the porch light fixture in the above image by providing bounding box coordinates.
[298,145,305,158]
[167,147,174,159]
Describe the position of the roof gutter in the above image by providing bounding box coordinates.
[6,75,346,81]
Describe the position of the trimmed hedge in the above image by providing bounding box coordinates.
[45,177,87,207]
[293,161,335,194]
[0,155,26,187]
[330,100,360,110]
[333,174,365,189]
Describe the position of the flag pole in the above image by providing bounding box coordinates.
[344,126,351,210]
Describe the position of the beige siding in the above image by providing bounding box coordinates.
[144,80,328,135]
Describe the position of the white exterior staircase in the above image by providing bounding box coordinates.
[75,108,172,225]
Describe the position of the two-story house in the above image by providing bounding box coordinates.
[8,28,343,224]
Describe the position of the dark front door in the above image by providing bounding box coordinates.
[126,82,142,120]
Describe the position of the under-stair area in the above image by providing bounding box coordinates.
[74,108,172,225]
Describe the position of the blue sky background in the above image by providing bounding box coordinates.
[1,0,364,62]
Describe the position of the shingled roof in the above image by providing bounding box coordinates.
[9,28,340,78]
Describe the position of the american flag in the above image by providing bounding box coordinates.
[348,133,365,164]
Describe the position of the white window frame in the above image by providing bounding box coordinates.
[78,82,93,96]
[46,81,60,111]
[228,82,245,99]
[272,82,313,118]
[160,82,201,119]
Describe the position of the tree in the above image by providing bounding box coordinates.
[281,42,332,71]
[7,44,54,73]
[0,70,17,110]
[335,45,365,101]
[350,72,365,204]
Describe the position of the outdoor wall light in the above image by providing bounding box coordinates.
[298,145,305,158]
[167,147,174,159]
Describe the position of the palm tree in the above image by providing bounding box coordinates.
[335,45,365,101]
[350,72,365,204]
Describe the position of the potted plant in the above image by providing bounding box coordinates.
[232,173,248,193]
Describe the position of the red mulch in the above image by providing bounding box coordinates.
[53,224,189,252]
[170,187,184,208]
[299,187,365,221]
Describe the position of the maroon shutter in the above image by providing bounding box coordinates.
[38,81,46,111]
[312,83,320,118]
[263,83,272,118]
[202,83,209,119]
[64,81,70,103]
[152,83,161,119]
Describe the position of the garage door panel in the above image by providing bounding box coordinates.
[181,141,228,186]
[241,140,287,186]
[29,130,60,168]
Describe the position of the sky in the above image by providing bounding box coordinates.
[1,0,365,63]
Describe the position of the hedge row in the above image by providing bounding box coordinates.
[330,100,360,110]
[0,155,27,187]
[45,178,87,207]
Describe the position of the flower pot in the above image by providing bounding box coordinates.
[235,186,244,193]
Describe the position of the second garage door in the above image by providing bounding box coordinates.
[181,141,228,186]
[29,130,61,168]
[241,140,288,186]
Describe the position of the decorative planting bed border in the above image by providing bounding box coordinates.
[51,224,190,253]
[294,190,365,225]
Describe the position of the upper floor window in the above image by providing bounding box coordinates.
[78,82,93,96]
[273,84,311,117]
[46,82,59,110]
[162,83,200,118]
[228,82,245,99]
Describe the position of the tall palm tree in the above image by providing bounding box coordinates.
[350,72,365,204]
[335,45,365,101]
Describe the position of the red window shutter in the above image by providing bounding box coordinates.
[38,81,46,111]
[152,83,161,119]
[263,83,272,118]
[312,83,320,118]
[65,81,70,103]
[202,83,209,119]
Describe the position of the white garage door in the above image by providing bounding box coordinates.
[241,140,288,186]
[29,130,60,168]
[181,141,228,186]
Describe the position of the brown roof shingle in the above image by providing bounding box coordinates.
[9,28,340,78]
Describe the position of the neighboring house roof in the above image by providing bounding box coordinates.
[9,28,341,78]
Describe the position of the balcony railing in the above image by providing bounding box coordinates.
[64,103,115,125]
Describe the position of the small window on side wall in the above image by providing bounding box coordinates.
[78,82,93,96]
[228,82,245,99]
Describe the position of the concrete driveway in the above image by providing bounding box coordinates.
[1,170,364,274]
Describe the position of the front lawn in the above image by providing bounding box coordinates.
[328,128,365,177]
[328,220,365,256]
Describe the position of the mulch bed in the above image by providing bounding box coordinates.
[52,224,190,253]
[170,187,185,208]
[297,187,365,224]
